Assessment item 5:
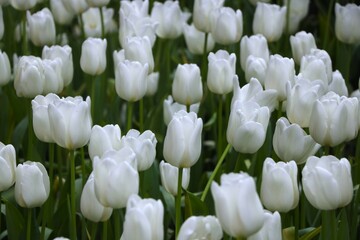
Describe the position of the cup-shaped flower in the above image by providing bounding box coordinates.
[115,60,148,102]
[283,0,310,33]
[178,216,223,240]
[27,8,56,46]
[113,49,125,69]
[290,31,317,65]
[240,34,269,71]
[82,7,115,38]
[0,50,11,86]
[80,173,113,222]
[309,91,359,146]
[48,96,92,150]
[163,95,200,125]
[252,3,286,42]
[329,70,349,97]
[159,160,190,196]
[207,50,236,95]
[245,56,267,85]
[86,0,109,7]
[120,0,149,19]
[172,63,203,106]
[88,124,122,161]
[183,23,215,55]
[260,158,299,212]
[151,0,190,39]
[93,147,139,208]
[163,110,203,168]
[302,155,353,210]
[121,194,164,240]
[227,101,270,154]
[273,117,321,164]
[0,142,16,192]
[209,7,243,45]
[335,3,360,44]
[299,55,329,88]
[80,37,107,75]
[15,161,50,208]
[42,58,64,94]
[50,0,74,25]
[193,0,224,33]
[124,36,154,73]
[248,211,282,240]
[211,172,264,238]
[62,0,88,15]
[10,0,37,10]
[146,72,159,96]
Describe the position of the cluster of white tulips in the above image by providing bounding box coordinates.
[0,0,360,239]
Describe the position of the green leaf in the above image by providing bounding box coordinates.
[299,226,322,240]
[160,186,175,223]
[4,200,25,240]
[337,208,349,240]
[184,190,208,220]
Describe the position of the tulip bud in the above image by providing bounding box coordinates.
[0,50,11,86]
[302,155,353,210]
[299,54,329,88]
[0,142,16,192]
[335,3,360,44]
[302,48,333,85]
[50,0,74,25]
[146,72,159,96]
[27,8,56,46]
[80,37,107,75]
[42,58,64,94]
[121,195,164,240]
[124,36,154,73]
[248,211,282,240]
[290,31,317,65]
[183,23,215,55]
[193,0,224,33]
[159,160,190,196]
[245,56,267,85]
[329,70,348,97]
[240,34,270,71]
[10,0,37,10]
[163,110,203,168]
[15,161,50,208]
[62,0,88,15]
[178,216,223,240]
[120,0,149,18]
[211,172,264,238]
[82,7,115,38]
[163,95,200,126]
[112,49,125,68]
[86,0,109,7]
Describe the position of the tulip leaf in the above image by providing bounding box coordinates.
[160,186,175,223]
[203,113,217,130]
[4,200,25,240]
[299,226,321,240]
[337,208,349,240]
[184,190,208,219]
[12,116,28,155]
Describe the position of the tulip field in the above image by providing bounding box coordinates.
[1,0,360,239]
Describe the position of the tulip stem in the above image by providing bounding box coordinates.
[321,210,337,240]
[102,220,107,240]
[285,0,291,35]
[90,221,98,240]
[175,167,183,237]
[139,99,144,132]
[99,7,105,39]
[127,102,134,131]
[201,143,231,202]
[114,210,121,240]
[217,95,224,158]
[201,33,208,82]
[26,208,32,240]
[323,0,335,50]
[27,100,34,161]
[70,150,77,240]
[49,143,54,189]
[22,11,28,55]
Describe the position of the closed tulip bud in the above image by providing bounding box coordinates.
[80,173,113,222]
[115,60,148,102]
[245,55,267,85]
[283,0,310,33]
[50,0,74,25]
[227,101,270,153]
[273,117,321,164]
[172,63,203,105]
[193,0,224,33]
[53,237,69,240]
[290,31,317,65]
[82,7,115,38]
[146,72,159,96]
[120,0,149,18]
[329,70,348,97]
[253,3,286,42]
[163,110,203,168]
[302,155,353,210]
[210,7,243,45]
[10,0,37,10]
[80,37,107,75]
[124,36,154,73]
[0,50,11,86]
[211,172,264,238]
[88,124,122,161]
[0,142,16,192]
[178,216,223,240]
[0,7,3,40]
[183,23,215,55]
[62,0,88,15]
[48,96,92,150]
[121,195,164,240]
[309,92,359,146]
[112,49,125,68]
[260,158,299,212]
[93,147,139,208]
[163,95,200,125]
[240,34,270,71]
[159,160,190,196]
[335,3,360,44]
[42,58,64,94]
[86,0,109,7]
[248,211,282,240]
[27,8,56,46]
[299,55,329,88]
[305,48,333,84]
[15,161,50,208]
[207,50,236,95]
[151,0,190,39]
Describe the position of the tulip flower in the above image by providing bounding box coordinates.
[123,36,154,73]
[80,37,107,75]
[207,50,236,95]
[88,124,122,161]
[0,7,3,40]
[50,0,74,25]
[299,54,329,89]
[283,0,310,33]
[211,172,264,238]
[0,142,16,192]
[146,72,159,96]
[248,211,282,240]
[0,50,11,86]
[48,96,92,150]
[163,95,200,126]
[329,70,349,97]
[112,49,125,69]
[252,3,286,42]
[302,48,333,84]
[61,0,88,15]
[172,63,203,106]
[273,117,321,164]
[42,58,64,94]
[151,0,190,39]
[183,23,215,55]
[335,3,360,44]
[27,8,56,46]
[309,91,359,146]
[159,160,190,196]
[121,194,164,240]
[245,56,267,85]
[209,7,243,45]
[120,0,149,18]
[163,110,203,168]
[193,0,224,33]
[260,158,299,212]
[240,34,269,71]
[302,155,353,210]
[86,0,109,7]
[290,31,317,65]
[80,173,113,222]
[15,161,50,208]
[178,216,223,240]
[93,147,139,208]
[10,0,37,10]
[81,7,115,38]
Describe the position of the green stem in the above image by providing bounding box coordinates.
[217,95,223,158]
[277,101,283,120]
[27,100,33,160]
[323,0,335,50]
[201,33,209,82]
[26,208,32,240]
[127,102,134,131]
[49,143,54,188]
[81,148,86,187]
[285,0,291,35]
[22,11,28,55]
[91,75,97,124]
[99,7,105,39]
[321,210,337,240]
[40,200,48,240]
[103,220,108,240]
[294,207,299,240]
[201,143,231,202]
[78,15,86,39]
[70,150,77,240]
[175,167,183,237]
[90,221,98,240]
[114,210,121,240]
[139,99,144,132]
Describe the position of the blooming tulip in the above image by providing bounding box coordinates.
[290,31,317,65]
[121,194,164,240]
[193,0,224,33]
[245,55,267,85]
[124,36,154,73]
[27,8,56,46]
[329,70,348,97]
[50,0,74,25]
[302,155,353,210]
[299,54,329,88]
[211,172,264,238]
[0,142,16,192]
[178,216,223,240]
[163,110,203,168]
[163,95,200,126]
[10,0,37,10]
[159,160,190,196]
[0,50,11,86]
[240,34,269,71]
[15,161,50,208]
[183,23,215,55]
[303,48,333,84]
[80,37,107,75]
[335,3,360,44]
[248,211,282,240]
